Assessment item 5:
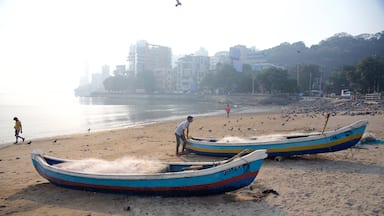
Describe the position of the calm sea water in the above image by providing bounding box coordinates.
[0,93,271,146]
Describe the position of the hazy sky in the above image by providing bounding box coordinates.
[0,0,383,95]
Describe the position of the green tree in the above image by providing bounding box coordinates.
[103,75,132,92]
[297,64,321,92]
[355,56,384,93]
[235,64,253,93]
[199,71,217,91]
[199,63,255,93]
[257,67,296,94]
[135,70,156,93]
[327,65,354,94]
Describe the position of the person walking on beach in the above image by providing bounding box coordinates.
[13,117,25,144]
[225,104,231,118]
[175,115,193,156]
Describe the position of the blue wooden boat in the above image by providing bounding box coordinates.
[31,149,267,196]
[186,120,367,158]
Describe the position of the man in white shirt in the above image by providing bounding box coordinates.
[175,116,193,155]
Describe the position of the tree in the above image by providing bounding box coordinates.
[199,71,217,91]
[199,63,257,94]
[296,64,321,92]
[256,67,296,94]
[103,75,132,92]
[327,65,354,94]
[355,56,384,93]
[326,56,384,94]
[135,70,156,93]
[264,31,384,77]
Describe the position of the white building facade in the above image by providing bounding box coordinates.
[175,55,210,92]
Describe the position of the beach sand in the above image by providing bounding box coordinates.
[0,111,383,216]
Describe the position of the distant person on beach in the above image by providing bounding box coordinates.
[175,115,193,155]
[225,104,231,118]
[13,117,25,144]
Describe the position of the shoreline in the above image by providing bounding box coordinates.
[0,104,282,148]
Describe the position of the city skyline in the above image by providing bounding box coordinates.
[1,0,383,96]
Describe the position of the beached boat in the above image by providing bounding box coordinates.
[31,149,267,196]
[186,120,367,158]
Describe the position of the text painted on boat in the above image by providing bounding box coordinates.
[224,164,250,175]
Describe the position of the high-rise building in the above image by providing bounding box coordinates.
[210,51,230,70]
[194,47,209,56]
[128,40,172,76]
[91,65,111,91]
[114,65,126,76]
[176,55,210,92]
[128,40,172,92]
[101,65,110,77]
[229,45,280,72]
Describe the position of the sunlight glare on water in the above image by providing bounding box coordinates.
[0,92,227,145]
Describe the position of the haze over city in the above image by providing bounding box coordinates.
[0,0,383,96]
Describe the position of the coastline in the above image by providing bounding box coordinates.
[0,107,383,215]
[0,94,281,147]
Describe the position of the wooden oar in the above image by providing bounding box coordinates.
[224,149,250,164]
[321,113,331,135]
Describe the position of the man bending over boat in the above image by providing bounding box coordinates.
[175,116,193,155]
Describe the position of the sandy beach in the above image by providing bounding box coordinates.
[1,101,383,215]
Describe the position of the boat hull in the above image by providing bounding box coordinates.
[186,120,367,157]
[31,149,267,196]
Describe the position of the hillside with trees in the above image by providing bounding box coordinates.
[200,55,384,96]
[265,31,384,73]
[200,31,384,96]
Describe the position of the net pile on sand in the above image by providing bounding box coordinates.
[54,157,168,174]
[217,136,252,143]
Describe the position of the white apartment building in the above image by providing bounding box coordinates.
[229,45,281,72]
[113,65,126,76]
[210,51,230,70]
[176,55,210,92]
[127,40,172,91]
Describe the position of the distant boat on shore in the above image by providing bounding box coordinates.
[186,120,367,158]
